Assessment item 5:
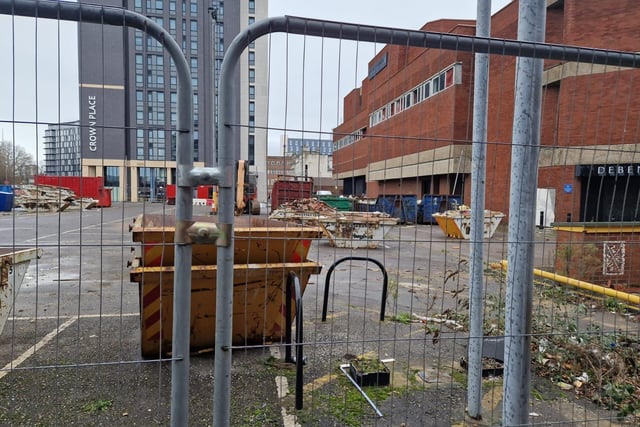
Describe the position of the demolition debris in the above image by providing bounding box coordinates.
[12,184,98,212]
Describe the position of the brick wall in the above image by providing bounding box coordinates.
[555,227,640,288]
[334,0,640,222]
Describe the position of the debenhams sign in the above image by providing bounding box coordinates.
[576,164,640,177]
[88,95,97,152]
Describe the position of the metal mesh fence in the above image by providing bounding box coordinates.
[1,1,639,426]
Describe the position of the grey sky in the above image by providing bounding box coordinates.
[0,0,512,161]
[0,14,78,161]
[265,0,512,154]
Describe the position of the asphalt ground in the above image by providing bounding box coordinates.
[0,202,633,426]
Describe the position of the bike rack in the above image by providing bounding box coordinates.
[321,257,389,322]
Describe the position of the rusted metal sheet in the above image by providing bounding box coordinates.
[0,247,41,335]
[130,214,323,266]
[129,261,322,358]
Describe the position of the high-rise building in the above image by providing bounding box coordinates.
[43,121,82,175]
[77,0,268,202]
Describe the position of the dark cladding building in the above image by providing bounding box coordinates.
[77,0,268,201]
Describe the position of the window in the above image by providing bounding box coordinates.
[248,52,255,66]
[104,166,120,187]
[248,135,255,165]
[445,68,454,88]
[249,68,255,83]
[404,93,412,108]
[413,86,422,103]
[193,130,199,161]
[190,0,197,13]
[433,73,445,93]
[248,16,255,25]
[248,85,255,99]
[423,81,430,98]
[248,0,255,13]
[217,2,224,20]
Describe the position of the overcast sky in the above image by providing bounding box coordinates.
[265,0,512,154]
[0,0,512,162]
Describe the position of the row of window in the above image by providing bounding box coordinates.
[333,128,366,151]
[369,63,461,127]
[247,11,257,165]
[133,128,199,162]
[134,0,198,15]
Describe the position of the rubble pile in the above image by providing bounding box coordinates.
[13,185,98,212]
[276,198,337,215]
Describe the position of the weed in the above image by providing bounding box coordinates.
[82,399,112,413]
[531,388,545,401]
[388,312,414,324]
[237,403,280,427]
[604,297,622,313]
[450,368,467,385]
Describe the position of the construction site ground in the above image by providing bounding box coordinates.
[0,202,636,426]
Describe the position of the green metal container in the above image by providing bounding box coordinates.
[317,195,353,211]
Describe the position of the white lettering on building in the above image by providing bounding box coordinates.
[595,164,640,177]
[88,95,97,152]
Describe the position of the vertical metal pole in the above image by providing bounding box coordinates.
[213,25,241,427]
[503,1,546,425]
[171,41,194,427]
[467,0,491,419]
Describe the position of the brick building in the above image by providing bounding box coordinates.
[333,0,640,226]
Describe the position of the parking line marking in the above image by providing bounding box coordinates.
[0,313,140,381]
[0,317,77,380]
[23,207,170,243]
[9,313,139,321]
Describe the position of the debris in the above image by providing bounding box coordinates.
[556,381,574,391]
[13,184,98,212]
[412,312,465,330]
[575,372,590,383]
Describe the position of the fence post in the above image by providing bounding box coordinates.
[503,1,546,425]
[467,0,491,419]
